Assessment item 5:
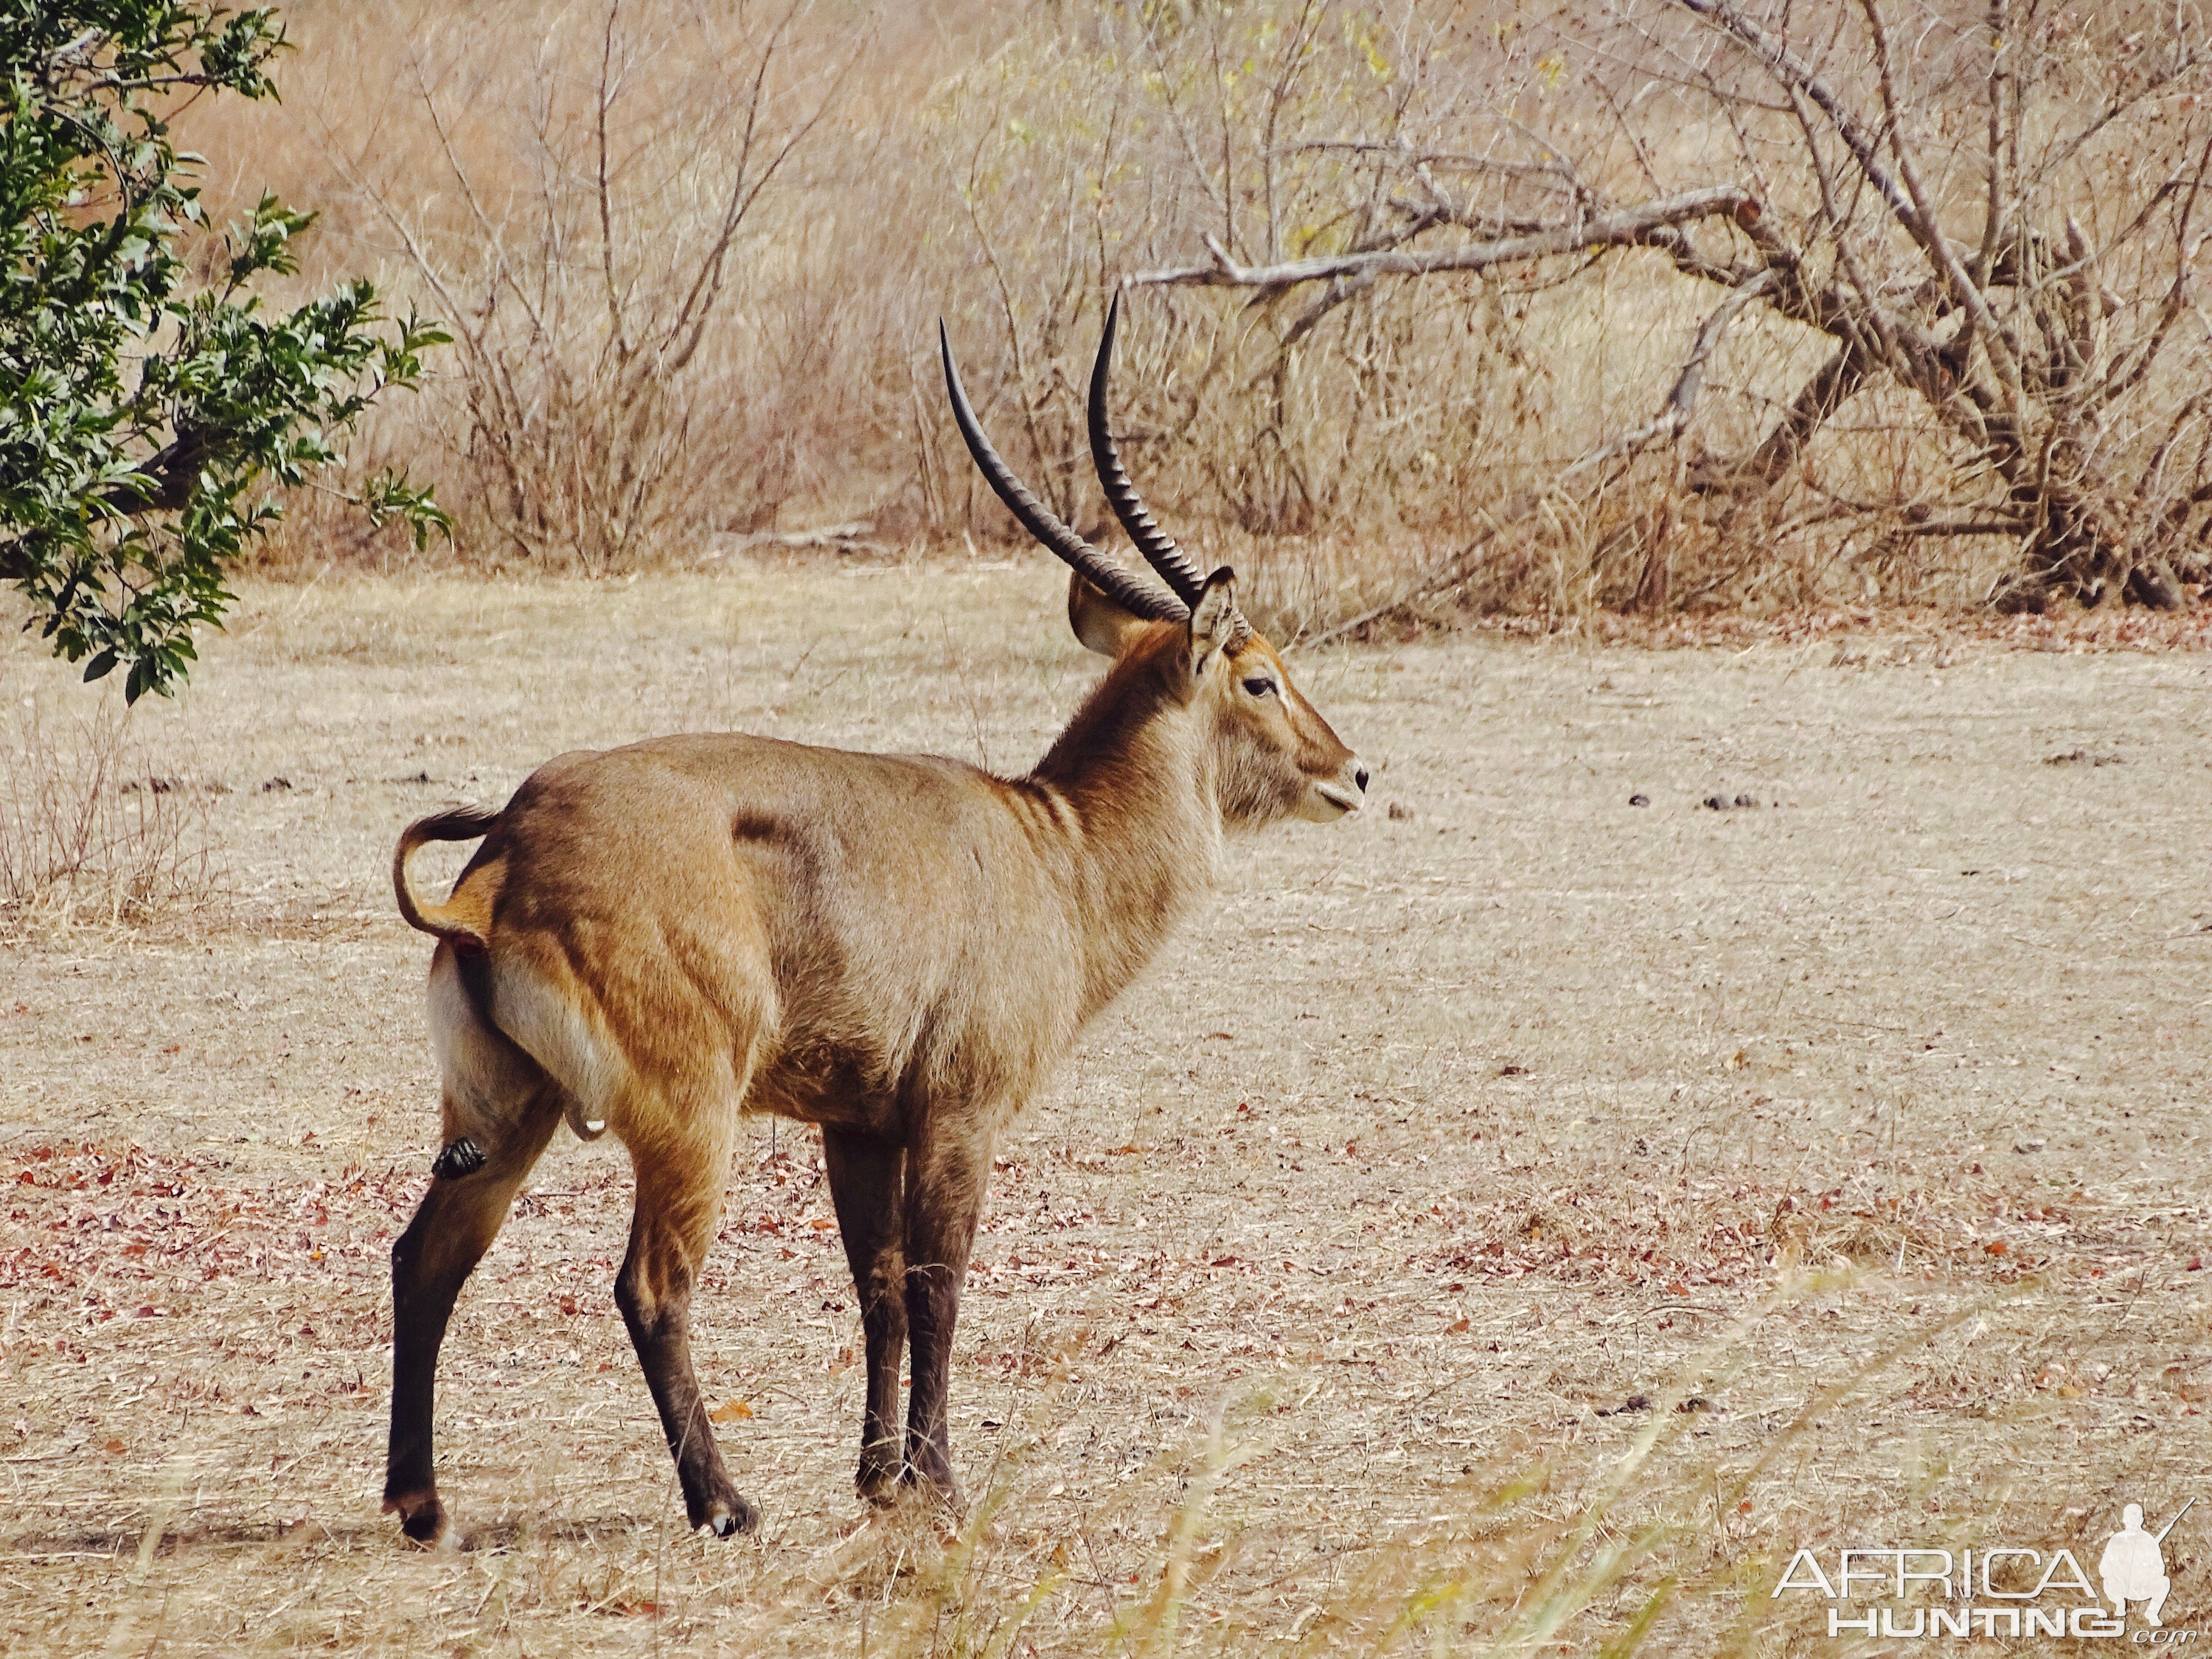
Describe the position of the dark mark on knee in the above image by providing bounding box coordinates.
[431,1138,487,1180]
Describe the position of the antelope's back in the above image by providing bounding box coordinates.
[466,732,1085,1125]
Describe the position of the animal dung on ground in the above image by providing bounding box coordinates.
[1628,793,1649,807]
[1596,1393,1714,1417]
[1702,793,1760,810]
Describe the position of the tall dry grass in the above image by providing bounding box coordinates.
[176,1,2212,627]
[0,698,217,934]
[771,1279,1878,1658]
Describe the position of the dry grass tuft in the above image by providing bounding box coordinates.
[0,699,218,936]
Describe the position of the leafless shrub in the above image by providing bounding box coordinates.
[192,1,1555,614]
[316,0,863,571]
[0,701,217,935]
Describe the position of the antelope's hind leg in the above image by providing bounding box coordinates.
[823,1127,907,1505]
[385,951,564,1545]
[616,1104,756,1537]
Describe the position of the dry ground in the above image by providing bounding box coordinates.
[2,564,2208,1654]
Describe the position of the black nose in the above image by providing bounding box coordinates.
[1354,766,1370,793]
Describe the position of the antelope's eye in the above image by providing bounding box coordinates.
[1242,677,1277,698]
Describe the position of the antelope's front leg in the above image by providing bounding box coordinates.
[900,1118,992,1508]
[823,1126,907,1505]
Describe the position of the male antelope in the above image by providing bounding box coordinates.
[383,297,1367,1544]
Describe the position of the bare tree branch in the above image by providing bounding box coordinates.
[1677,0,1917,229]
[1852,0,2028,395]
[1130,186,1759,293]
[1665,268,1778,425]
[1692,342,1873,496]
[1539,268,1781,484]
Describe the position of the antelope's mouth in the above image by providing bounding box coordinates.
[1307,782,1364,820]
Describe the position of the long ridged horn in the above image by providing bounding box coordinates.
[1088,291,1212,607]
[939,320,1186,623]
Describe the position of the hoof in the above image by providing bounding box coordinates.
[692,1496,759,1539]
[857,1453,904,1509]
[383,1487,445,1545]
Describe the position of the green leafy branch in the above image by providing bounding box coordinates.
[0,2,448,700]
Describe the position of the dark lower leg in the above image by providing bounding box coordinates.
[901,1127,990,1505]
[615,1267,750,1535]
[823,1127,906,1503]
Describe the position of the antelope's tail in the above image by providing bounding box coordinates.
[393,806,500,947]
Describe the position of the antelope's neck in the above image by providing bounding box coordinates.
[1020,651,1222,1023]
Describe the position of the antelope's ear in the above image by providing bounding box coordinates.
[1186,566,1238,678]
[1067,573,1150,657]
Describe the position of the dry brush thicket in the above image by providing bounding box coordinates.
[193,0,2211,628]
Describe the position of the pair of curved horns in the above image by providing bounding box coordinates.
[941,293,1231,631]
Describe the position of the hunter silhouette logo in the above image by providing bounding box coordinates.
[1773,1496,2198,1641]
[2102,1500,2193,1628]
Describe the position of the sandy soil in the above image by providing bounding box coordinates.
[2,566,2208,1654]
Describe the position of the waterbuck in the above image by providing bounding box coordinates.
[382,297,1368,1544]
